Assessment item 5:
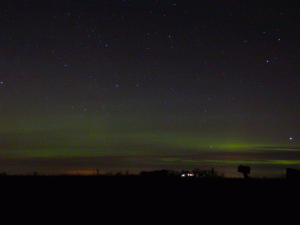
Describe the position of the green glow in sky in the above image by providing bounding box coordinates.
[1,100,299,176]
[1,1,299,178]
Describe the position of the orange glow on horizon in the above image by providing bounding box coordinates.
[63,169,100,175]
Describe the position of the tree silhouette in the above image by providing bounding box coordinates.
[238,165,250,179]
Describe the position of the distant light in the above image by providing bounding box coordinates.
[290,137,293,140]
[181,173,194,177]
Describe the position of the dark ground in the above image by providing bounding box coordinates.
[1,175,294,196]
[1,175,295,220]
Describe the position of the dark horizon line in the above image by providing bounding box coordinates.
[0,168,295,179]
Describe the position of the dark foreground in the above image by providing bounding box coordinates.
[1,175,295,195]
[1,175,296,219]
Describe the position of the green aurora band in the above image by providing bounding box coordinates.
[1,108,300,176]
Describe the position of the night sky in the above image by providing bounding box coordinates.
[1,0,299,177]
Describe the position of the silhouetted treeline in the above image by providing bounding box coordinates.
[139,167,223,178]
[140,169,169,178]
[286,168,300,180]
[1,167,299,179]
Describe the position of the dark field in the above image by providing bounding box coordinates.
[2,175,296,216]
[1,175,294,195]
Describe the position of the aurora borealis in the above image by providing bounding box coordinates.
[1,0,299,177]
